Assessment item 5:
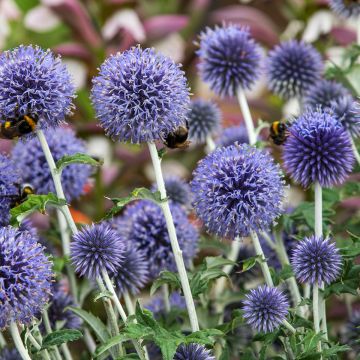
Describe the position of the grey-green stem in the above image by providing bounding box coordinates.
[9,322,32,360]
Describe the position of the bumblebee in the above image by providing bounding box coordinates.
[163,123,191,149]
[269,120,288,145]
[0,114,38,139]
[3,184,35,208]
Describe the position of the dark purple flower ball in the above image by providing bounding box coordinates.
[92,47,190,144]
[0,226,52,329]
[197,25,262,97]
[187,99,221,143]
[304,79,350,109]
[191,144,285,239]
[0,154,19,226]
[12,127,92,201]
[243,285,289,333]
[329,0,360,18]
[0,348,21,360]
[266,40,323,99]
[216,125,249,148]
[174,344,215,360]
[291,235,342,285]
[70,223,126,280]
[0,45,75,130]
[342,311,360,353]
[283,108,354,188]
[110,244,148,297]
[120,200,199,279]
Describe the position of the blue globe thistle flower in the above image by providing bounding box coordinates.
[12,127,92,202]
[197,25,262,97]
[291,235,342,285]
[152,176,192,209]
[110,244,148,297]
[0,45,75,130]
[174,344,215,360]
[191,144,285,239]
[145,292,186,316]
[342,311,360,353]
[0,154,19,226]
[216,125,249,148]
[91,47,190,144]
[0,348,21,360]
[70,223,126,280]
[329,0,360,18]
[120,200,199,279]
[187,99,221,143]
[304,80,350,109]
[0,226,52,329]
[266,40,323,99]
[243,285,289,333]
[283,108,354,188]
[331,96,360,138]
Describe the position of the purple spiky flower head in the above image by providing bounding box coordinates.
[331,96,360,138]
[70,223,126,280]
[216,125,249,148]
[266,40,323,99]
[110,244,148,297]
[187,99,221,143]
[120,200,199,279]
[0,154,19,226]
[329,0,360,18]
[191,144,286,239]
[283,108,354,188]
[291,235,342,285]
[91,47,190,144]
[0,348,21,360]
[304,79,350,109]
[174,344,215,360]
[12,127,92,202]
[0,226,53,329]
[243,285,289,333]
[197,25,262,97]
[0,45,75,130]
[145,292,186,316]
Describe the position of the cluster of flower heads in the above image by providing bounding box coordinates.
[197,25,261,97]
[0,226,53,329]
[291,235,342,285]
[91,47,190,144]
[191,144,286,239]
[12,127,92,201]
[0,45,75,130]
[216,125,249,148]
[329,0,360,18]
[283,108,354,188]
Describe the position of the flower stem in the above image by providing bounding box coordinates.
[205,135,216,153]
[313,283,322,354]
[9,322,32,360]
[0,332,6,348]
[42,310,64,360]
[282,320,296,334]
[162,284,171,312]
[147,142,200,332]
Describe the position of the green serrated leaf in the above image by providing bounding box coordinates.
[150,271,181,296]
[56,153,103,174]
[240,256,261,272]
[94,334,130,358]
[10,193,67,226]
[41,329,82,349]
[94,291,113,302]
[157,147,167,159]
[205,257,236,268]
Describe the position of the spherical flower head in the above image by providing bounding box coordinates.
[304,80,350,110]
[0,348,21,360]
[291,235,342,285]
[152,176,192,209]
[145,292,186,317]
[110,244,148,297]
[12,127,92,202]
[329,0,360,18]
[342,311,360,353]
[174,344,215,360]
[0,45,75,130]
[91,47,190,144]
[0,226,53,329]
[70,223,126,280]
[216,125,249,148]
[266,40,323,99]
[331,96,360,138]
[191,144,286,239]
[197,25,262,97]
[0,154,19,226]
[120,200,199,279]
[243,285,289,333]
[187,99,221,143]
[283,108,354,188]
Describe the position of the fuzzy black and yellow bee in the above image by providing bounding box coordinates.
[0,114,39,140]
[3,184,35,208]
[163,123,191,149]
[269,120,288,145]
